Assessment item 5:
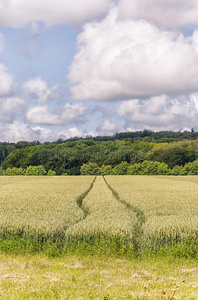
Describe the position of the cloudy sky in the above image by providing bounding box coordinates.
[1,0,198,142]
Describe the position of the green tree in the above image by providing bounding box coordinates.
[2,149,31,169]
[80,163,101,175]
[100,165,112,175]
[127,163,142,175]
[110,161,129,175]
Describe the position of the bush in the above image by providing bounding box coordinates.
[3,167,25,176]
[26,165,47,176]
[127,161,169,175]
[110,161,129,175]
[100,165,112,176]
[47,170,56,176]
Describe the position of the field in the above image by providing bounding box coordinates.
[106,176,198,255]
[0,175,198,298]
[0,175,198,257]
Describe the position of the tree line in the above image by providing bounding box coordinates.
[1,130,198,175]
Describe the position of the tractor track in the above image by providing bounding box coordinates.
[103,176,146,256]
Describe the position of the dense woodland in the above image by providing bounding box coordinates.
[1,129,198,175]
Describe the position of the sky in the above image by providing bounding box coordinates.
[1,0,198,142]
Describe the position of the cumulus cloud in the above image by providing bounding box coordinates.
[97,120,118,133]
[0,122,96,143]
[0,97,25,123]
[26,102,87,125]
[1,0,198,29]
[0,64,15,96]
[68,10,198,101]
[0,96,25,114]
[0,121,57,142]
[0,0,112,28]
[22,77,60,103]
[58,127,95,139]
[58,103,87,124]
[26,105,59,125]
[117,0,198,29]
[117,95,198,131]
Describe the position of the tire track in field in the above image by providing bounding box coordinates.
[76,176,96,218]
[66,176,137,237]
[103,176,146,256]
[63,177,96,234]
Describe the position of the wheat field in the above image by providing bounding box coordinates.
[0,175,198,256]
[105,175,198,251]
[0,176,94,235]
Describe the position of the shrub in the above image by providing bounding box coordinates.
[3,167,25,176]
[26,165,47,176]
[110,161,129,175]
[100,165,112,176]
[47,170,56,176]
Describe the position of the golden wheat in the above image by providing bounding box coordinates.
[66,176,137,237]
[105,176,198,243]
[0,176,94,235]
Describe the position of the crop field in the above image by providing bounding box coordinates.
[106,176,198,254]
[0,176,94,248]
[0,175,198,257]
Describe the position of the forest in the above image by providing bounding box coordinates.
[1,129,198,175]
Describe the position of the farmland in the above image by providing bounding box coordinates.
[0,175,198,298]
[0,175,198,258]
[106,176,198,254]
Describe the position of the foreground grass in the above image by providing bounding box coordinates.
[0,253,198,299]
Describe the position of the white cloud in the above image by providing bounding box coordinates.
[0,97,25,122]
[0,64,15,96]
[32,126,56,141]
[117,0,198,29]
[58,127,82,138]
[22,77,60,103]
[58,127,96,140]
[0,121,49,142]
[26,102,87,125]
[1,96,25,113]
[1,0,198,29]
[0,0,112,28]
[59,103,87,124]
[97,120,118,133]
[117,95,198,131]
[26,105,59,125]
[68,11,198,101]
[0,121,96,142]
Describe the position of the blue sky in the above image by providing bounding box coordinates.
[1,0,198,142]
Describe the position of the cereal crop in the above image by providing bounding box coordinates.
[105,175,198,252]
[0,176,94,236]
[0,175,198,257]
[66,176,137,237]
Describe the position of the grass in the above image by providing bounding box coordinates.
[0,253,198,299]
